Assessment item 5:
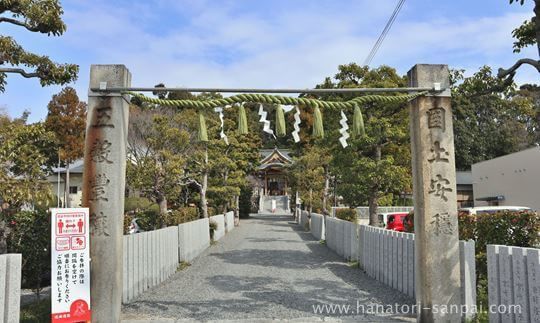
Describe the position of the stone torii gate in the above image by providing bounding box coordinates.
[82,64,460,322]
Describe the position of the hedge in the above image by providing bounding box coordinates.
[335,208,357,222]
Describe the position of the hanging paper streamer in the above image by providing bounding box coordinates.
[198,112,208,142]
[214,107,229,145]
[258,104,276,138]
[312,106,324,138]
[237,104,248,134]
[275,105,286,137]
[352,104,365,137]
[338,110,350,148]
[292,107,301,143]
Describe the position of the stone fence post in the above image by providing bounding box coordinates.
[408,64,461,322]
[82,65,131,322]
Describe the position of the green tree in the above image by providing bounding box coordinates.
[6,209,50,296]
[0,113,56,209]
[0,112,56,253]
[452,66,538,169]
[207,126,261,215]
[497,0,539,84]
[45,87,87,207]
[127,106,193,223]
[315,64,411,225]
[0,0,78,91]
[289,146,327,213]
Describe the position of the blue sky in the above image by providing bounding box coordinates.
[1,0,538,122]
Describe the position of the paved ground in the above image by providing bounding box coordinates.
[122,214,415,322]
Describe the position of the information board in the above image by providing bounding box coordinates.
[51,208,91,322]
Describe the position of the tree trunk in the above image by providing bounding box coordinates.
[234,195,240,217]
[368,194,379,226]
[0,220,9,254]
[309,188,313,214]
[200,146,209,218]
[65,161,71,208]
[368,145,382,226]
[157,194,168,228]
[322,166,330,215]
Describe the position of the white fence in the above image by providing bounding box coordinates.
[123,213,233,303]
[306,217,476,320]
[487,245,540,323]
[325,217,359,261]
[123,226,179,303]
[224,211,235,233]
[178,218,210,262]
[310,213,325,240]
[359,225,476,320]
[360,226,415,297]
[0,254,21,323]
[210,214,225,241]
[299,210,310,229]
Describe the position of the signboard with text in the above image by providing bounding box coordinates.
[51,208,91,322]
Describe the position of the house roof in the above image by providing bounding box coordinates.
[52,159,85,174]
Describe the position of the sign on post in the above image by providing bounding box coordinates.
[51,208,91,322]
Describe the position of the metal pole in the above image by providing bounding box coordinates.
[90,86,436,94]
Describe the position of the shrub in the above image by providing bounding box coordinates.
[403,209,540,312]
[209,220,218,231]
[124,197,157,213]
[335,208,357,222]
[165,207,199,226]
[239,185,253,218]
[404,212,414,233]
[6,209,50,294]
[209,220,218,240]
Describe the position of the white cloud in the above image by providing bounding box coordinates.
[1,0,537,122]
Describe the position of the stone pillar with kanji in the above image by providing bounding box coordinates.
[82,65,131,322]
[408,64,461,322]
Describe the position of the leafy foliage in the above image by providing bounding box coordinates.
[452,67,538,169]
[288,146,329,212]
[127,106,193,220]
[317,64,411,224]
[45,87,86,162]
[512,18,536,53]
[6,209,51,292]
[0,113,56,207]
[0,1,78,91]
[335,208,357,222]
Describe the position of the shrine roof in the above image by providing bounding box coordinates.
[259,148,292,170]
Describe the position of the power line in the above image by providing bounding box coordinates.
[363,0,406,67]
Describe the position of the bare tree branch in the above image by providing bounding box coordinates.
[0,67,39,78]
[0,17,40,32]
[498,58,540,79]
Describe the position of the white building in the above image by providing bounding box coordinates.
[472,146,540,211]
[47,159,84,207]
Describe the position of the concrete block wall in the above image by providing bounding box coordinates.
[325,217,347,258]
[0,254,21,323]
[324,217,337,254]
[299,211,310,230]
[224,211,235,233]
[210,214,225,241]
[122,226,179,303]
[178,218,210,262]
[487,245,540,323]
[310,213,325,240]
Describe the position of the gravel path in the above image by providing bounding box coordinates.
[122,214,415,322]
